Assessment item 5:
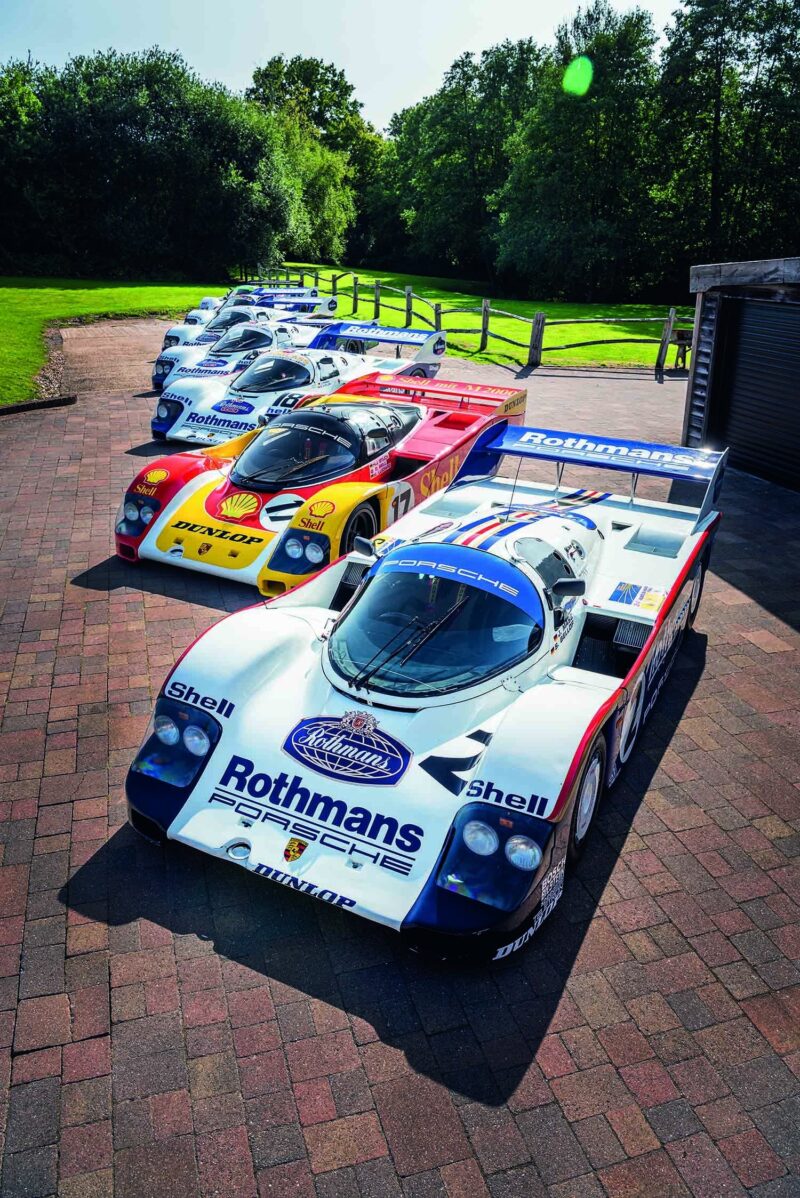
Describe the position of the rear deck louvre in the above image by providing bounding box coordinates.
[613,619,650,652]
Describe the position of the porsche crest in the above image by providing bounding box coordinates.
[283,837,308,863]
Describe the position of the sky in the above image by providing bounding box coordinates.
[1,0,680,130]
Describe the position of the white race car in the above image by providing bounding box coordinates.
[183,286,334,328]
[152,318,328,393]
[151,322,447,445]
[125,424,725,961]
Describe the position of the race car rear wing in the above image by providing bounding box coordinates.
[452,423,727,531]
[304,321,447,364]
[334,372,527,415]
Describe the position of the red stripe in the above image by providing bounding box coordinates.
[546,522,718,823]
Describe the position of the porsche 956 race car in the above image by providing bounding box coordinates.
[124,422,725,961]
[115,374,526,596]
[151,323,447,444]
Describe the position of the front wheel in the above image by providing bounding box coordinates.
[567,735,607,864]
[340,503,379,555]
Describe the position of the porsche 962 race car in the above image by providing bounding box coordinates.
[124,423,725,961]
[182,286,332,328]
[151,322,447,445]
[116,374,526,596]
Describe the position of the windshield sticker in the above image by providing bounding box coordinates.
[282,711,412,787]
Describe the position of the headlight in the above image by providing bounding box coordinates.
[157,403,169,419]
[140,507,155,525]
[163,335,179,349]
[462,820,499,856]
[154,715,180,746]
[284,538,304,560]
[505,835,542,871]
[183,725,211,757]
[124,502,140,522]
[305,542,325,565]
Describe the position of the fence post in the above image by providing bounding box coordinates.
[655,307,676,384]
[297,271,305,287]
[404,286,413,327]
[352,276,359,315]
[479,297,491,351]
[373,280,381,321]
[434,303,442,332]
[528,312,546,368]
[313,271,320,289]
[331,274,338,297]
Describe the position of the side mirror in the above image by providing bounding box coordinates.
[551,577,586,599]
[353,536,375,558]
[257,414,268,427]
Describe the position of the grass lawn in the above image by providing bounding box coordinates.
[0,278,219,406]
[1,271,692,407]
[288,262,693,371]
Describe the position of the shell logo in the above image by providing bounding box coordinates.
[143,468,169,485]
[308,499,335,519]
[219,493,260,520]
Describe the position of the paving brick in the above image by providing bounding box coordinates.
[373,1075,470,1175]
[550,1064,632,1121]
[304,1111,388,1173]
[114,1136,198,1198]
[196,1124,257,1197]
[5,1076,61,1152]
[0,1145,58,1198]
[14,992,71,1050]
[718,1128,787,1187]
[599,1149,690,1197]
[665,1132,747,1197]
[59,1119,113,1178]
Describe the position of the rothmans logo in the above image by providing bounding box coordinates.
[283,711,412,786]
[517,431,702,467]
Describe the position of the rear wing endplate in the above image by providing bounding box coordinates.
[452,424,727,530]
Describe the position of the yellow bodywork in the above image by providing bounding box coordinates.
[154,477,274,571]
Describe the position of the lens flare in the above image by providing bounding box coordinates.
[563,56,593,96]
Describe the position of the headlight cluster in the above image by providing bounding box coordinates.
[131,697,221,789]
[436,801,552,911]
[284,538,325,566]
[116,493,161,537]
[162,335,180,349]
[268,528,331,576]
[154,359,174,378]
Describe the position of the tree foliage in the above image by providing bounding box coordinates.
[1,4,798,298]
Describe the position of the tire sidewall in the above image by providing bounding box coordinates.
[567,734,607,864]
[341,502,379,554]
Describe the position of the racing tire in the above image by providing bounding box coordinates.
[686,557,707,630]
[567,734,607,865]
[618,677,646,765]
[406,367,426,378]
[340,503,379,555]
[344,339,365,354]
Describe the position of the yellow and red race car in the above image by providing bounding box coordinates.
[114,374,526,596]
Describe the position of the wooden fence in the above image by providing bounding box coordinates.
[250,266,692,375]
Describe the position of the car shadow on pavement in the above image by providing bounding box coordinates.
[71,556,255,612]
[125,440,187,457]
[61,634,707,1107]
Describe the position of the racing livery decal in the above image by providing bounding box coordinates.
[282,712,412,786]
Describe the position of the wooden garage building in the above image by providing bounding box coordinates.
[683,257,800,490]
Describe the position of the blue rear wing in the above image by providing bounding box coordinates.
[453,424,727,530]
[305,321,446,361]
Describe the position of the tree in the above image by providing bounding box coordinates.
[376,40,545,276]
[495,2,659,299]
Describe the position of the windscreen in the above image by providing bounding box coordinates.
[230,414,360,489]
[206,309,251,334]
[213,325,274,355]
[328,570,544,697]
[231,357,312,394]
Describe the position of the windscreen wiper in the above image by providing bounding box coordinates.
[352,597,468,691]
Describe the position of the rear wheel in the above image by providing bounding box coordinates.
[567,735,606,864]
[687,557,707,629]
[406,367,426,378]
[340,503,379,554]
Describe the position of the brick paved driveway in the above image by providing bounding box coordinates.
[0,320,798,1198]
